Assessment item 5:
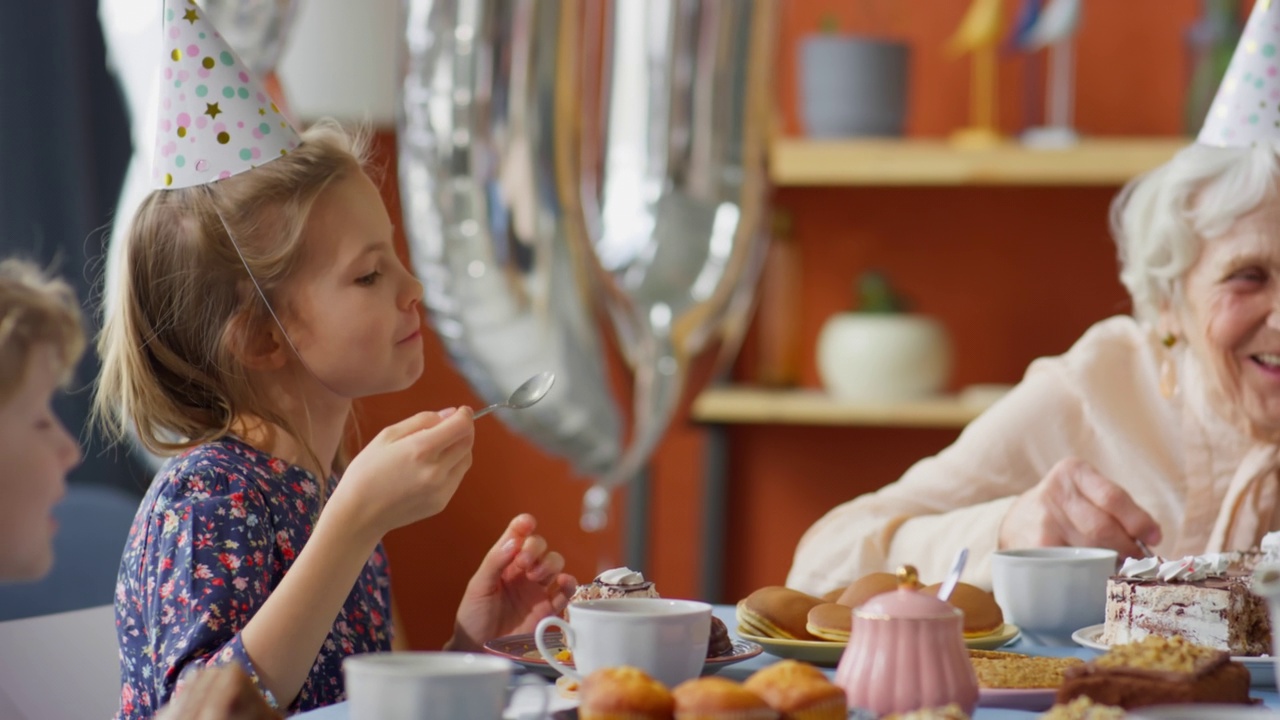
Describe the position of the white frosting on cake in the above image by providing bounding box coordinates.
[1262,531,1280,561]
[1119,553,1233,583]
[596,567,645,586]
[1119,556,1160,579]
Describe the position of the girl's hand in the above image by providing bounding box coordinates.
[447,514,577,652]
[329,408,475,545]
[999,457,1161,558]
[158,664,282,720]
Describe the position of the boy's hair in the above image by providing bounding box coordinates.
[0,259,86,404]
[93,120,370,472]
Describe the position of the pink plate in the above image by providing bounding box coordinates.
[483,631,763,679]
[978,687,1058,711]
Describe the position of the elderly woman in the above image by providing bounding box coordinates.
[788,89,1280,594]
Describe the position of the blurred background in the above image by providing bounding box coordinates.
[0,0,1239,649]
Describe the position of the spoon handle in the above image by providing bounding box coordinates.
[935,547,969,603]
[472,404,502,419]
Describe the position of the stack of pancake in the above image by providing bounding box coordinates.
[735,572,1005,644]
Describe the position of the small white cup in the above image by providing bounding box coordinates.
[534,598,711,688]
[343,652,547,720]
[990,547,1117,646]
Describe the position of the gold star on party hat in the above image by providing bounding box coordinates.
[1199,0,1280,147]
[153,0,300,189]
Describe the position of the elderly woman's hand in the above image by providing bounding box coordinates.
[999,457,1162,558]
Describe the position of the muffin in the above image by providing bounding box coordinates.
[743,661,845,720]
[578,666,675,720]
[672,676,779,720]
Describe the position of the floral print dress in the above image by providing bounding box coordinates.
[115,437,392,719]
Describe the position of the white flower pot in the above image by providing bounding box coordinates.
[816,313,952,402]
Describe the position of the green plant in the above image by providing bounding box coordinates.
[855,270,910,313]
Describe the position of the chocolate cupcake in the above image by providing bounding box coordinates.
[706,616,734,658]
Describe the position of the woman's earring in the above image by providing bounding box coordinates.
[1160,334,1178,399]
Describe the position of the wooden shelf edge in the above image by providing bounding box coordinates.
[769,137,1190,187]
[691,386,992,428]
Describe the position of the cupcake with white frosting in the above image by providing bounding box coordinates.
[570,567,660,603]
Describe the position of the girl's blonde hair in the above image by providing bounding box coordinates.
[93,120,370,474]
[0,259,85,404]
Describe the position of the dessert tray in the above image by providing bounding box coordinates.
[1072,624,1277,686]
[735,623,1020,667]
[484,631,763,679]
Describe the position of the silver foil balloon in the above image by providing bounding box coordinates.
[576,0,776,529]
[398,0,624,477]
[100,0,298,468]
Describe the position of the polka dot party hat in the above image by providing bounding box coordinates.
[1199,0,1280,147]
[153,0,300,189]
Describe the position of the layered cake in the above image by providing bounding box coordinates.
[1056,635,1251,708]
[1101,552,1271,656]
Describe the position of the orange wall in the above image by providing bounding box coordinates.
[365,0,1229,648]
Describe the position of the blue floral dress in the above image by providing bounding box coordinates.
[115,437,393,719]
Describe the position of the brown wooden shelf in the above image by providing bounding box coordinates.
[690,386,1002,428]
[769,137,1189,187]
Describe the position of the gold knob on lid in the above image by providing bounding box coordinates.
[896,565,921,590]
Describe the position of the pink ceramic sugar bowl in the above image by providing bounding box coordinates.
[835,565,979,716]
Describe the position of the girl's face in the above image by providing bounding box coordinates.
[0,347,82,581]
[1175,202,1280,436]
[281,170,425,400]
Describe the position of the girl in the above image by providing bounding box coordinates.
[94,121,576,719]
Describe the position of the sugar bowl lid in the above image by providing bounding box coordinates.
[856,565,962,620]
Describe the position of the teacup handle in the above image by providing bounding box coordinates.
[534,616,581,683]
[506,674,551,720]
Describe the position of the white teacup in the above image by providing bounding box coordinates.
[343,652,547,720]
[534,598,712,688]
[990,547,1117,646]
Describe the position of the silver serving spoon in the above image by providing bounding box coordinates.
[472,371,556,419]
[935,547,969,603]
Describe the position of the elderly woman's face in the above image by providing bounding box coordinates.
[1179,202,1280,433]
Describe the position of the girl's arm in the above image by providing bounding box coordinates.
[239,408,475,706]
[235,510,381,708]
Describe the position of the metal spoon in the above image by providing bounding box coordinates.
[472,371,556,419]
[935,547,969,603]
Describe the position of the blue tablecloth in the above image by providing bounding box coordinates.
[295,604,1280,719]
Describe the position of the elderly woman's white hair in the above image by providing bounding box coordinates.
[1111,141,1280,325]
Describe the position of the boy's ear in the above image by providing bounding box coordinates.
[226,314,287,371]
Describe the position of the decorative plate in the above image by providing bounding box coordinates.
[484,631,763,679]
[1072,624,1276,687]
[978,687,1057,711]
[735,622,1020,666]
